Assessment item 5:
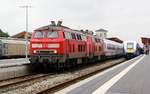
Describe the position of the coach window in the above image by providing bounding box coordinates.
[47,31,58,38]
[3,43,8,49]
[4,50,8,54]
[107,44,111,49]
[98,39,100,43]
[34,31,44,38]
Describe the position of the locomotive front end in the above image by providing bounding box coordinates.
[30,29,65,65]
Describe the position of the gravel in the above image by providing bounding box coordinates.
[2,58,125,94]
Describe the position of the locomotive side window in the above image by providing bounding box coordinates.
[62,32,65,38]
[64,32,71,39]
[76,34,79,40]
[79,35,82,40]
[82,35,87,41]
[34,31,44,38]
[77,34,82,40]
[71,33,76,40]
[95,38,97,42]
[47,31,58,38]
[92,37,95,42]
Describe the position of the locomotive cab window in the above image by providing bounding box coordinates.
[127,43,134,48]
[34,31,44,38]
[47,31,58,38]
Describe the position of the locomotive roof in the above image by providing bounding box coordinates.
[35,25,70,31]
[34,24,104,38]
[35,24,88,35]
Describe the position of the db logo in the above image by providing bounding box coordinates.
[43,44,47,48]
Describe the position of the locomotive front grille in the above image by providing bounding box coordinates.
[36,50,54,54]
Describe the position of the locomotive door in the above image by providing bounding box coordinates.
[87,36,92,58]
[64,31,71,58]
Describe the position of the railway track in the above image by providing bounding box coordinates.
[37,58,126,94]
[0,73,55,93]
[0,58,126,94]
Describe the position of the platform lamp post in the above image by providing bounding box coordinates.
[20,5,31,58]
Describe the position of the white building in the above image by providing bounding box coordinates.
[95,29,108,39]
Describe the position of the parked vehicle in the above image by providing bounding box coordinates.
[123,41,142,58]
[0,38,29,57]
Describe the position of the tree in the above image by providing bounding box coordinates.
[0,29,10,37]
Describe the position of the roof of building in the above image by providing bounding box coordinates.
[107,37,123,43]
[141,37,150,45]
[11,31,32,39]
[95,28,108,32]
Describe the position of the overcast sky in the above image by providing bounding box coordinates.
[0,0,150,45]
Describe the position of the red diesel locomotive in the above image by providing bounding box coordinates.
[30,21,105,68]
[30,21,122,69]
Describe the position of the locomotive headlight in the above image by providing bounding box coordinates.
[54,50,57,53]
[48,44,60,48]
[32,44,42,48]
[33,50,37,53]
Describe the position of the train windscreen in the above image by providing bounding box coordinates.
[127,43,134,49]
[47,31,58,38]
[34,31,45,38]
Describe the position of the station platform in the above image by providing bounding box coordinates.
[55,55,149,94]
[0,58,29,67]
